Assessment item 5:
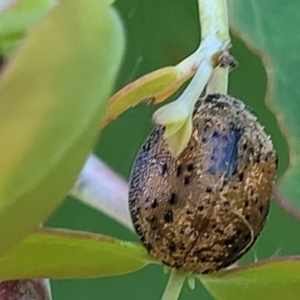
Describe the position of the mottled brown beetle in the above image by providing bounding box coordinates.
[128,94,277,274]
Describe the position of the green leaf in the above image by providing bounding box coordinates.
[200,257,300,300]
[229,1,300,218]
[103,67,184,127]
[0,0,57,56]
[0,0,124,254]
[0,228,149,279]
[103,63,196,128]
[163,115,192,157]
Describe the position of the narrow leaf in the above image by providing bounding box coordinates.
[164,115,192,157]
[201,257,300,300]
[0,228,149,279]
[102,66,194,128]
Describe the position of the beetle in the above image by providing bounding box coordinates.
[128,94,277,274]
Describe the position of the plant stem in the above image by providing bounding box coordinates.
[70,154,134,231]
[206,67,229,94]
[199,0,230,94]
[161,269,186,300]
[198,0,229,40]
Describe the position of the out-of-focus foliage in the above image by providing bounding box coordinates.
[0,0,124,254]
[0,0,56,56]
[230,0,300,220]
[0,228,148,279]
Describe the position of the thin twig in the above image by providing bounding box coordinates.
[161,270,186,300]
[70,154,133,231]
[203,0,230,94]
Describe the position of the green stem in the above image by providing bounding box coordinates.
[206,67,228,94]
[198,0,229,40]
[199,0,230,94]
[161,269,186,300]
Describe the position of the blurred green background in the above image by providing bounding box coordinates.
[45,0,300,299]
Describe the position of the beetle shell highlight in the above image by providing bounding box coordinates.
[128,94,277,274]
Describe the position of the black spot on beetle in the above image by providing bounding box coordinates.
[176,165,183,177]
[161,163,168,175]
[216,228,224,235]
[198,205,204,212]
[169,193,178,205]
[187,164,194,171]
[239,172,244,182]
[151,199,158,209]
[259,205,264,214]
[206,187,212,193]
[244,200,249,207]
[184,176,191,185]
[168,242,177,252]
[164,210,174,223]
